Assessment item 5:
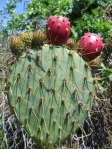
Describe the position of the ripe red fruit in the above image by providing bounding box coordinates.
[46,16,71,45]
[79,33,103,61]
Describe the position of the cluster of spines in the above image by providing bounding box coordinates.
[9,36,25,55]
[19,31,33,48]
[9,29,47,55]
[33,29,47,46]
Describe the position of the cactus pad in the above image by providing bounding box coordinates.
[6,45,95,148]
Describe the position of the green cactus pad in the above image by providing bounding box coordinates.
[6,45,95,149]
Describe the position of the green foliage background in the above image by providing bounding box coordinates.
[0,0,112,40]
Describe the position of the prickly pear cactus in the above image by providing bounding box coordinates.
[5,44,95,149]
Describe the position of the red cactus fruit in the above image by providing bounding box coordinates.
[79,33,103,61]
[46,16,71,44]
